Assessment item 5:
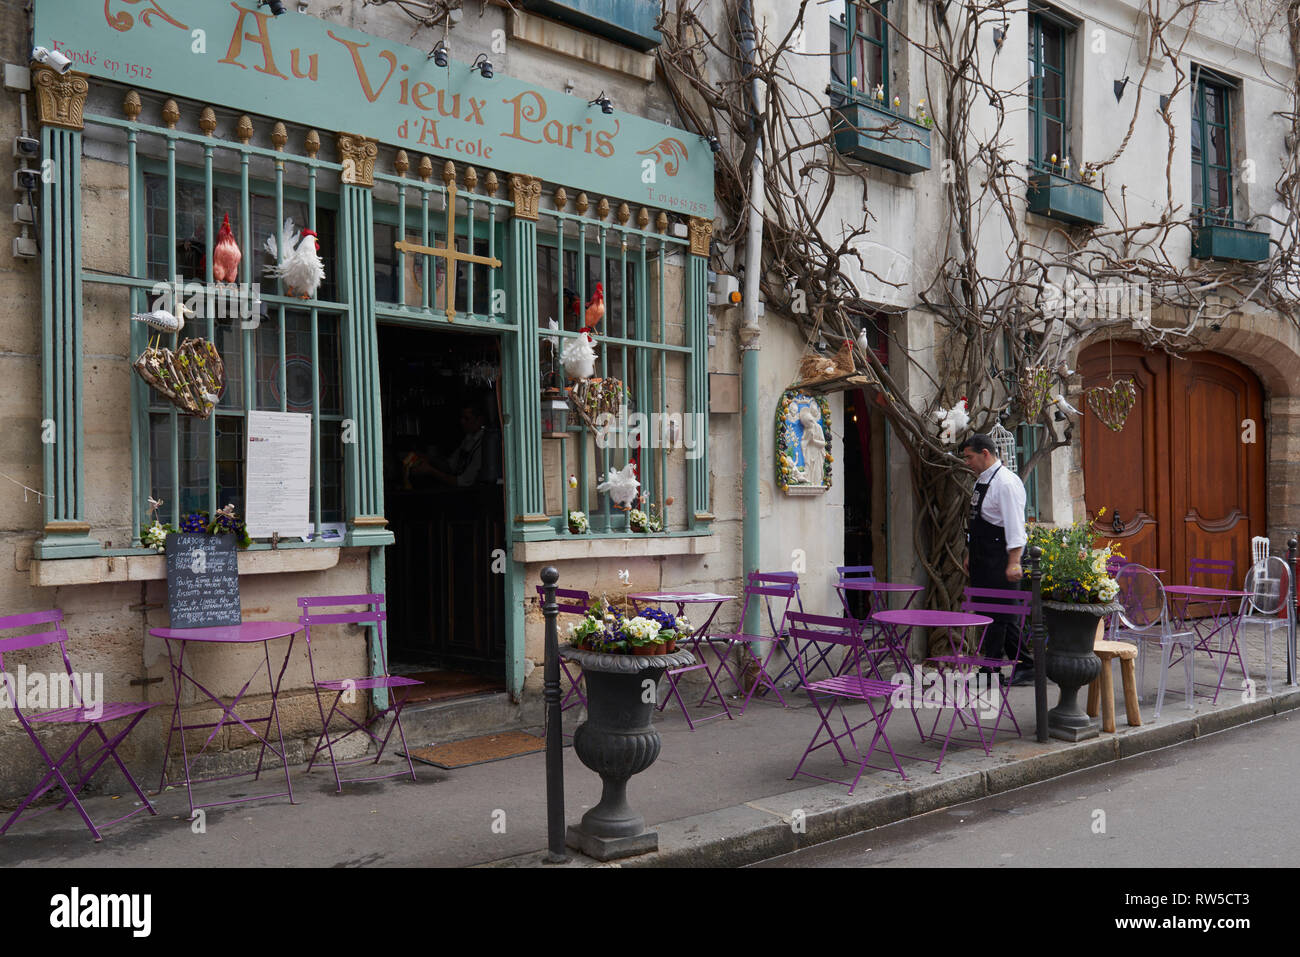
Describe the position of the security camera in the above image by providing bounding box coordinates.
[13,136,40,159]
[31,46,73,75]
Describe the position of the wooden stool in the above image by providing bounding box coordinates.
[1087,639,1142,733]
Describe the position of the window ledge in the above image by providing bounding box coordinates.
[30,547,342,588]
[513,534,719,563]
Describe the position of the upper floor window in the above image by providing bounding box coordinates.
[1192,71,1235,224]
[830,1,889,101]
[1028,8,1073,170]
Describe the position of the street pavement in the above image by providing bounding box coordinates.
[752,709,1299,867]
[0,620,1294,868]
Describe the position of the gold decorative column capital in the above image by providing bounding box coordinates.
[336,132,379,187]
[31,65,89,131]
[688,217,714,257]
[508,174,542,220]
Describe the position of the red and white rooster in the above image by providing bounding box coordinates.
[584,282,605,328]
[212,212,242,284]
[264,217,325,299]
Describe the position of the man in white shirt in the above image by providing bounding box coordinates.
[959,433,1032,684]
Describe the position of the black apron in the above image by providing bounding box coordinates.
[966,465,1028,664]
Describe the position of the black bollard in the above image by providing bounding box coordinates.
[1026,545,1049,743]
[541,567,567,863]
[1288,539,1298,687]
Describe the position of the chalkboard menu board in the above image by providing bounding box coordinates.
[165,534,241,628]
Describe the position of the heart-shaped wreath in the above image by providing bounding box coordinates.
[1019,366,1052,420]
[133,338,226,418]
[1086,379,1136,432]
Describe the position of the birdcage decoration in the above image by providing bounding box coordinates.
[989,422,1017,471]
[540,370,568,437]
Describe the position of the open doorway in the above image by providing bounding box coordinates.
[380,324,507,702]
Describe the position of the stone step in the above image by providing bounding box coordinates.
[398,691,584,747]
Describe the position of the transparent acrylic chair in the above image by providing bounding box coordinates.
[1110,564,1197,719]
[1241,556,1291,695]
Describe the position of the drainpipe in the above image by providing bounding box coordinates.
[738,0,764,637]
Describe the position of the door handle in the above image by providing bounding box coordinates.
[1112,509,1124,534]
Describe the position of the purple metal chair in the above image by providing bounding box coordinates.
[954,587,1032,740]
[718,571,805,712]
[535,585,589,712]
[0,610,158,842]
[1109,565,1196,719]
[298,594,422,791]
[1183,558,1237,625]
[786,611,907,792]
[835,564,875,623]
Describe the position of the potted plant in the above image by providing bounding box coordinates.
[568,510,589,534]
[556,573,695,860]
[1027,511,1124,741]
[628,505,663,533]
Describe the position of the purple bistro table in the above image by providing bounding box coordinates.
[835,581,924,672]
[151,621,303,816]
[1161,585,1250,702]
[627,592,735,727]
[872,609,996,770]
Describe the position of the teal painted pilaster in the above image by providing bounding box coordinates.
[369,545,389,711]
[685,242,712,532]
[34,123,98,559]
[506,178,548,540]
[507,559,526,701]
[337,175,392,547]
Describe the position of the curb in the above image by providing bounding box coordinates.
[480,685,1300,868]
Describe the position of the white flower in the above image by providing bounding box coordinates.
[625,617,662,642]
[1097,577,1119,602]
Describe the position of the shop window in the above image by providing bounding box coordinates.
[141,171,345,531]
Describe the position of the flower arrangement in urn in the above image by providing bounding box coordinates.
[1027,509,1122,605]
[628,504,663,533]
[567,510,589,534]
[566,595,692,656]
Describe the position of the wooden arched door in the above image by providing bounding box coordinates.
[1080,342,1265,583]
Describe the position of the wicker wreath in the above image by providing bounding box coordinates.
[133,338,226,418]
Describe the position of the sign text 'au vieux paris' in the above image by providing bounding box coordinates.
[34,0,715,218]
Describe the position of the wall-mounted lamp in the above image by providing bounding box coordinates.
[428,40,449,67]
[706,133,721,153]
[258,0,287,15]
[992,23,1008,51]
[1113,76,1131,102]
[589,91,614,115]
[471,54,493,79]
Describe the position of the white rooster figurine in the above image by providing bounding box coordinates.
[561,329,598,381]
[596,461,640,509]
[934,396,970,445]
[264,217,325,299]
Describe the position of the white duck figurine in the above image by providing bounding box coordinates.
[561,330,598,381]
[596,461,640,509]
[1052,393,1081,416]
[934,397,970,445]
[133,303,195,349]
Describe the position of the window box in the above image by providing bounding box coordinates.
[1027,171,1104,226]
[1191,222,1270,262]
[517,0,660,51]
[831,98,931,175]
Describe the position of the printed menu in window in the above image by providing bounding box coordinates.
[245,411,313,539]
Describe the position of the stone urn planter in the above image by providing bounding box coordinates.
[559,645,695,861]
[1042,600,1122,741]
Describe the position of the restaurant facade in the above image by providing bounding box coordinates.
[0,0,864,798]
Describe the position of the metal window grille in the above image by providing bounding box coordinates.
[83,98,349,545]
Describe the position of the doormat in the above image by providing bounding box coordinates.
[401,731,549,770]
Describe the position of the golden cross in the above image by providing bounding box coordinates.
[394,179,501,322]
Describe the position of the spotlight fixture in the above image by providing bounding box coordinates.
[992,23,1008,50]
[471,54,493,79]
[1113,75,1131,103]
[30,46,72,74]
[589,91,614,115]
[429,40,450,67]
[258,0,287,15]
[706,133,722,153]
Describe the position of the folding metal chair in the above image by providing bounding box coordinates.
[787,611,908,792]
[1184,558,1237,627]
[0,610,158,842]
[299,594,421,791]
[535,585,589,712]
[953,586,1032,739]
[836,564,875,623]
[715,571,805,712]
[1110,565,1197,719]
